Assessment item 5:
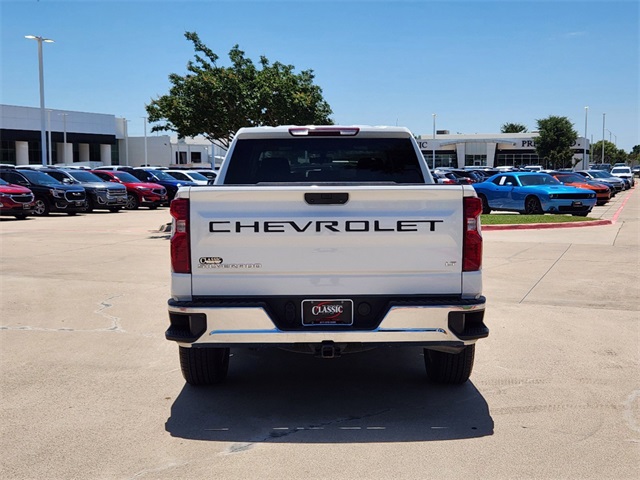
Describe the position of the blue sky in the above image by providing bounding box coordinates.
[1,0,638,151]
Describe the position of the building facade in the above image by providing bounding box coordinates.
[416,132,590,170]
[1,105,224,168]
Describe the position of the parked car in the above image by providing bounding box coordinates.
[576,170,625,193]
[0,168,87,216]
[473,172,596,216]
[591,163,612,172]
[187,169,218,182]
[163,169,211,185]
[90,170,167,210]
[549,172,611,205]
[129,168,198,201]
[38,168,128,212]
[0,177,35,219]
[432,171,459,185]
[610,166,635,187]
[632,165,640,177]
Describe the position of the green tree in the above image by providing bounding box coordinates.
[534,116,578,169]
[590,140,628,164]
[628,145,640,166]
[146,32,333,148]
[500,122,528,133]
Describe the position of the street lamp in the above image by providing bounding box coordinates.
[25,35,54,166]
[58,113,68,164]
[583,106,589,169]
[432,113,436,170]
[601,113,606,164]
[143,116,148,166]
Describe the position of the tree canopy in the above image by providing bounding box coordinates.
[590,140,629,164]
[146,32,334,148]
[534,116,578,169]
[500,122,528,133]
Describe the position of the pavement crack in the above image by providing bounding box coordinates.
[519,244,571,303]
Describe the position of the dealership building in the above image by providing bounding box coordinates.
[1,104,588,169]
[0,104,225,168]
[415,131,589,169]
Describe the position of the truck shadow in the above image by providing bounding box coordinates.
[166,347,493,443]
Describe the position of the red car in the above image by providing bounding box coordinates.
[0,177,36,219]
[551,172,611,206]
[91,170,167,210]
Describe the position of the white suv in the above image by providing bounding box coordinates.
[610,166,635,187]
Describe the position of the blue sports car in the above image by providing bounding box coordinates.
[473,172,597,216]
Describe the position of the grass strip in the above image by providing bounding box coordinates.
[481,214,599,225]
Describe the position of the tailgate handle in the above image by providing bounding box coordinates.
[304,192,349,205]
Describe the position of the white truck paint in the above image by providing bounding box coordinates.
[166,126,488,385]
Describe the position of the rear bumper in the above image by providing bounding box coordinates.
[166,295,487,348]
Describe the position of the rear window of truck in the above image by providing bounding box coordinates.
[224,138,425,184]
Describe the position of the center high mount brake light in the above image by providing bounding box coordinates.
[289,127,360,137]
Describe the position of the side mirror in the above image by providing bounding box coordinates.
[62,178,72,184]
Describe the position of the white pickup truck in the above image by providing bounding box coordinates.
[166,126,488,386]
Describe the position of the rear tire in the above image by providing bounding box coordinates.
[479,194,491,214]
[424,344,475,384]
[179,347,230,386]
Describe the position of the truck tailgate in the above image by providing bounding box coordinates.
[187,185,466,296]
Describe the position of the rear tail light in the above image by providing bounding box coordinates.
[170,198,190,273]
[463,196,483,272]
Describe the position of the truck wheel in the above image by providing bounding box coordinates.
[424,344,475,384]
[179,346,230,386]
[84,198,94,213]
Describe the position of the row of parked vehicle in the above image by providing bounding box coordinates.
[0,165,218,219]
[435,166,634,216]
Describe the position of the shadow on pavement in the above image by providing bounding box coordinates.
[166,347,494,443]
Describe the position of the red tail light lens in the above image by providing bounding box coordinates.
[463,196,483,272]
[170,198,190,273]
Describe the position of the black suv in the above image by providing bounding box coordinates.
[41,168,127,213]
[0,168,87,215]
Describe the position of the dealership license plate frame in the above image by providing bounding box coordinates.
[301,299,354,326]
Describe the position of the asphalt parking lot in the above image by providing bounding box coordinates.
[1,187,638,480]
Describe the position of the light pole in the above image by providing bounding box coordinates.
[606,129,617,147]
[25,35,54,166]
[46,109,53,164]
[583,106,589,169]
[601,113,606,164]
[58,113,68,164]
[432,113,436,170]
[124,118,130,166]
[143,117,148,166]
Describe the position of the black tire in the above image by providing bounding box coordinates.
[125,193,139,210]
[67,212,77,216]
[33,197,50,216]
[179,347,230,386]
[84,198,94,213]
[523,195,543,215]
[424,344,475,384]
[572,212,589,217]
[479,194,491,214]
[148,205,158,210]
[108,207,121,213]
[14,214,28,220]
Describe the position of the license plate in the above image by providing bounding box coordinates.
[76,201,85,206]
[302,299,353,326]
[572,201,583,207]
